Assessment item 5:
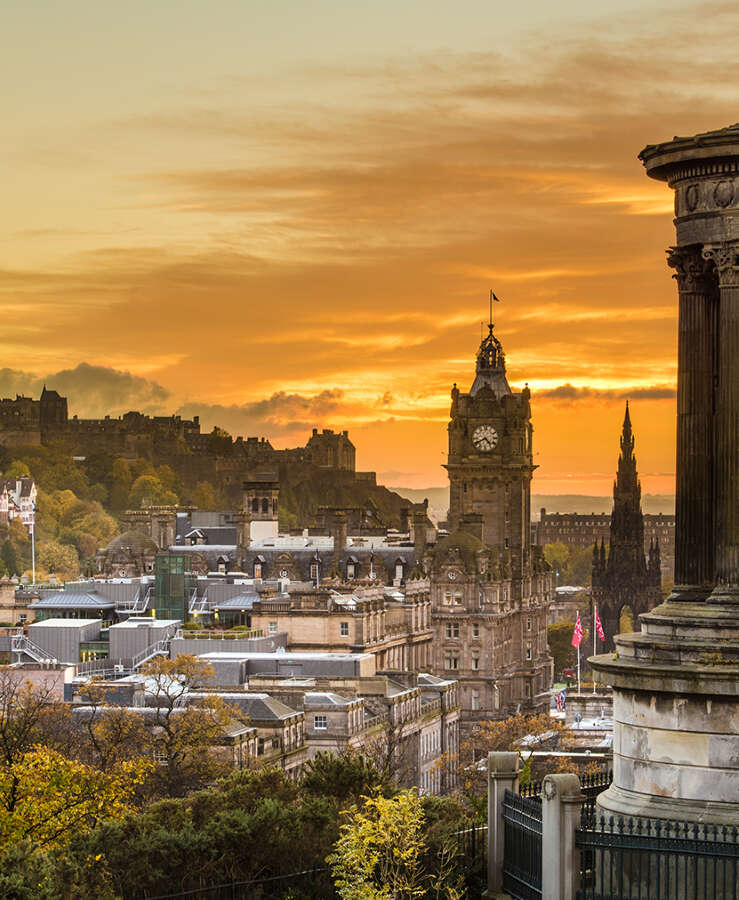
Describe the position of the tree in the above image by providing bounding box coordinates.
[461,713,565,793]
[37,541,79,580]
[1,541,18,577]
[207,426,233,457]
[327,789,461,900]
[140,655,243,796]
[301,751,391,807]
[109,458,132,510]
[127,475,177,509]
[0,747,150,852]
[543,542,569,583]
[568,544,595,586]
[363,697,419,788]
[192,481,218,511]
[5,460,31,479]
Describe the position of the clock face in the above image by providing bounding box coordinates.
[472,424,498,452]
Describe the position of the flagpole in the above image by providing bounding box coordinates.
[576,608,581,696]
[593,604,597,695]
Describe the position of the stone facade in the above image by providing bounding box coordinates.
[591,124,739,828]
[591,406,663,651]
[536,510,674,580]
[431,320,553,733]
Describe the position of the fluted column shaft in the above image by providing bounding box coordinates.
[703,242,739,600]
[667,246,718,593]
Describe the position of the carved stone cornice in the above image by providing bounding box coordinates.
[666,245,717,293]
[702,242,739,288]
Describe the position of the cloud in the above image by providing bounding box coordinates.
[0,365,171,418]
[4,1,735,485]
[536,383,676,405]
[176,389,349,440]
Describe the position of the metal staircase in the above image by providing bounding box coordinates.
[11,633,54,664]
[130,638,171,671]
[116,585,153,615]
[188,589,211,614]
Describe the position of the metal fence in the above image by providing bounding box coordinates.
[455,820,488,896]
[137,867,335,900]
[503,788,543,900]
[455,820,488,864]
[576,814,739,900]
[580,770,613,817]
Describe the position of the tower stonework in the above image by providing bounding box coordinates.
[431,318,552,734]
[591,125,739,829]
[591,405,662,650]
[445,321,534,583]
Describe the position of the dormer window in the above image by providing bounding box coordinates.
[254,562,262,579]
[347,562,355,579]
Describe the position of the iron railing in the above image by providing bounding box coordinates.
[576,813,739,900]
[580,770,613,818]
[454,820,488,897]
[135,866,335,899]
[503,788,542,900]
[519,779,543,799]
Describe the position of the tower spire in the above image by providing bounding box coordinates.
[470,293,510,398]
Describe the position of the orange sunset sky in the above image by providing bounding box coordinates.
[3,1,739,494]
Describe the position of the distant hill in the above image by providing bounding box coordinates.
[391,488,675,523]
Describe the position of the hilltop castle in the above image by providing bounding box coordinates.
[0,388,367,506]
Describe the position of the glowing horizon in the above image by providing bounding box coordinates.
[3,1,737,497]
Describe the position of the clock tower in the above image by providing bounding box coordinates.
[445,319,534,582]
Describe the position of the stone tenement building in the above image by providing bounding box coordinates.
[432,319,553,734]
[591,405,662,651]
[536,510,674,580]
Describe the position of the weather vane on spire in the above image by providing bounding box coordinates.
[489,289,501,330]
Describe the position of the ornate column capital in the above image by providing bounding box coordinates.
[666,245,716,292]
[702,241,739,287]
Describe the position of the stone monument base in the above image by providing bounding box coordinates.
[591,599,739,827]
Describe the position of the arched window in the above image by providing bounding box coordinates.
[254,562,262,579]
[251,498,259,513]
[262,498,269,514]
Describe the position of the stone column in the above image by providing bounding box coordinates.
[541,774,584,900]
[484,751,519,899]
[666,245,718,598]
[702,242,739,603]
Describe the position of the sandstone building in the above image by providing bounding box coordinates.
[431,319,553,733]
[536,510,674,581]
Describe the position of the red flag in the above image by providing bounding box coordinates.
[594,607,605,642]
[572,613,583,649]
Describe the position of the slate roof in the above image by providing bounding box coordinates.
[304,691,353,706]
[213,593,259,610]
[30,592,115,610]
[188,691,299,721]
